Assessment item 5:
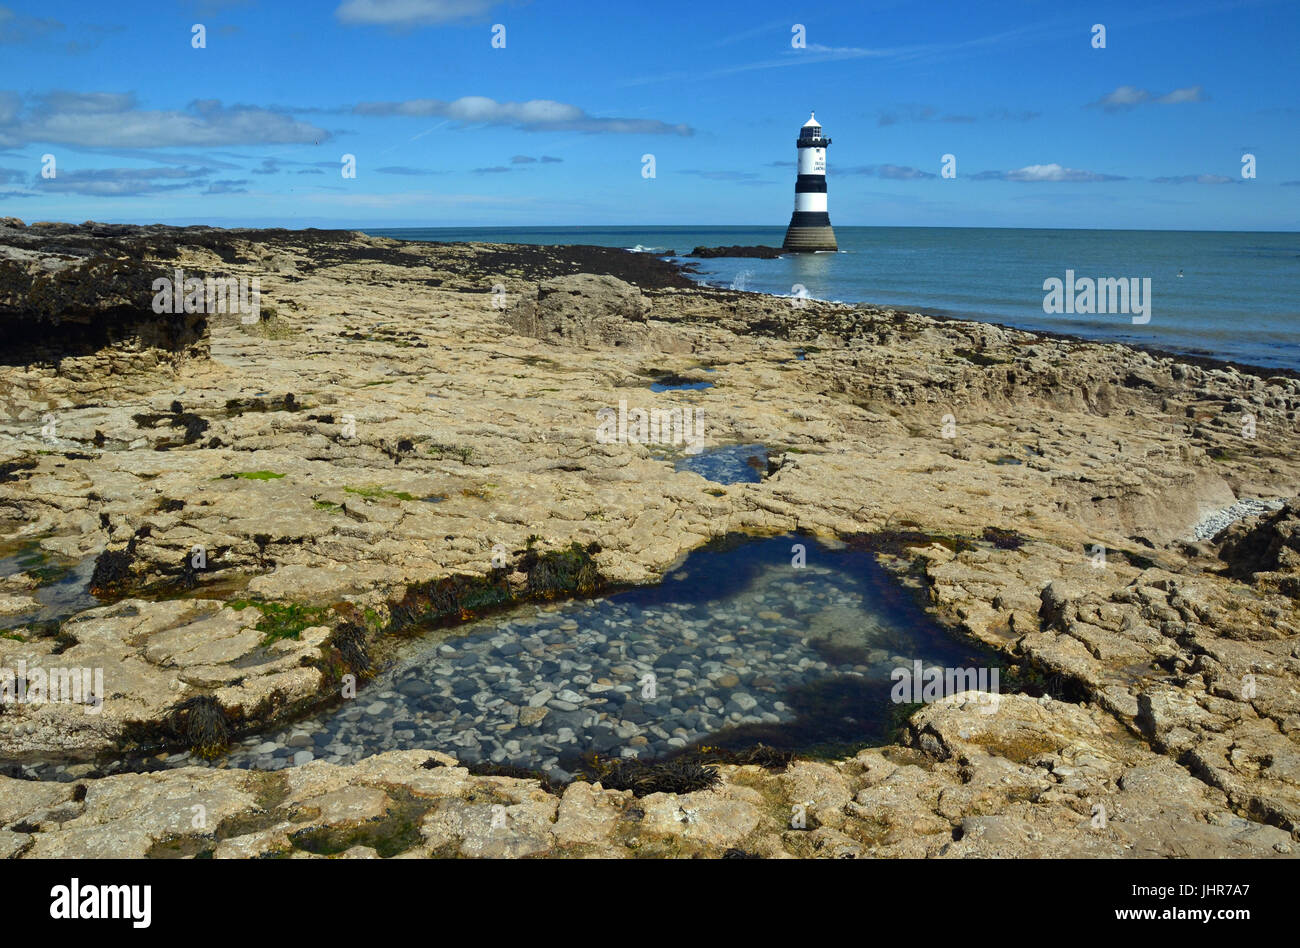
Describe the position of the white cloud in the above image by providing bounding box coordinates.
[1152,173,1237,184]
[0,93,330,147]
[843,164,938,180]
[354,96,691,135]
[973,163,1126,183]
[1090,84,1205,112]
[32,166,210,196]
[336,0,499,26]
[1155,86,1206,105]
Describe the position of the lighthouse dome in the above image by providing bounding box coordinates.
[799,112,823,139]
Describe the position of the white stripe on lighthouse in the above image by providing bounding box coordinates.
[794,191,827,212]
[797,148,826,176]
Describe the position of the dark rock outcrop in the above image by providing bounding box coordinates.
[1216,498,1300,594]
[688,245,784,259]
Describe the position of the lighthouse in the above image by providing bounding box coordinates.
[782,111,837,252]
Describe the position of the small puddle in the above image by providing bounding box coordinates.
[0,540,101,632]
[161,534,1001,783]
[675,443,769,484]
[650,380,713,393]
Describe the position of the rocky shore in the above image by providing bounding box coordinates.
[686,245,785,259]
[1,220,1298,858]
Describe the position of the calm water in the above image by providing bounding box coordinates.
[206,535,999,782]
[367,226,1300,370]
[22,536,999,783]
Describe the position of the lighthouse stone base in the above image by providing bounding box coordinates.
[782,210,837,251]
[782,225,838,252]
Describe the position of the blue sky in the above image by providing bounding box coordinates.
[0,0,1296,229]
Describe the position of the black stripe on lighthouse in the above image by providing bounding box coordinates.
[789,211,831,227]
[795,174,827,192]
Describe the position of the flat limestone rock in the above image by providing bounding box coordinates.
[2,226,1299,857]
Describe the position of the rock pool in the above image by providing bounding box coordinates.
[201,534,999,783]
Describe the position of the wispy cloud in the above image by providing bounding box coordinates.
[972,163,1127,183]
[354,96,691,135]
[375,165,447,175]
[677,169,766,185]
[0,6,63,45]
[336,0,503,27]
[1152,173,1239,184]
[31,165,212,196]
[842,164,937,180]
[0,93,330,148]
[873,104,1041,127]
[1087,84,1206,112]
[619,22,1060,87]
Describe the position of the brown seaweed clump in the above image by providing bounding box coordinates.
[330,621,373,679]
[588,757,721,797]
[167,695,231,759]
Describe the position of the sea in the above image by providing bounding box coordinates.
[364,226,1300,372]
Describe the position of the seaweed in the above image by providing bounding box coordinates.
[228,600,330,645]
[343,485,415,502]
[175,549,201,591]
[0,459,38,483]
[586,757,720,797]
[521,541,602,599]
[706,743,793,771]
[387,542,604,632]
[89,533,140,596]
[425,442,474,464]
[287,790,426,858]
[225,470,286,480]
[330,620,372,678]
[167,695,231,759]
[953,347,1010,368]
[466,761,565,795]
[223,393,301,415]
[981,526,1026,550]
[131,404,210,449]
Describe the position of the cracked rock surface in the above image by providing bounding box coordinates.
[1,223,1298,857]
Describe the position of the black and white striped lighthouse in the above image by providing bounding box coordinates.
[782,111,837,252]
